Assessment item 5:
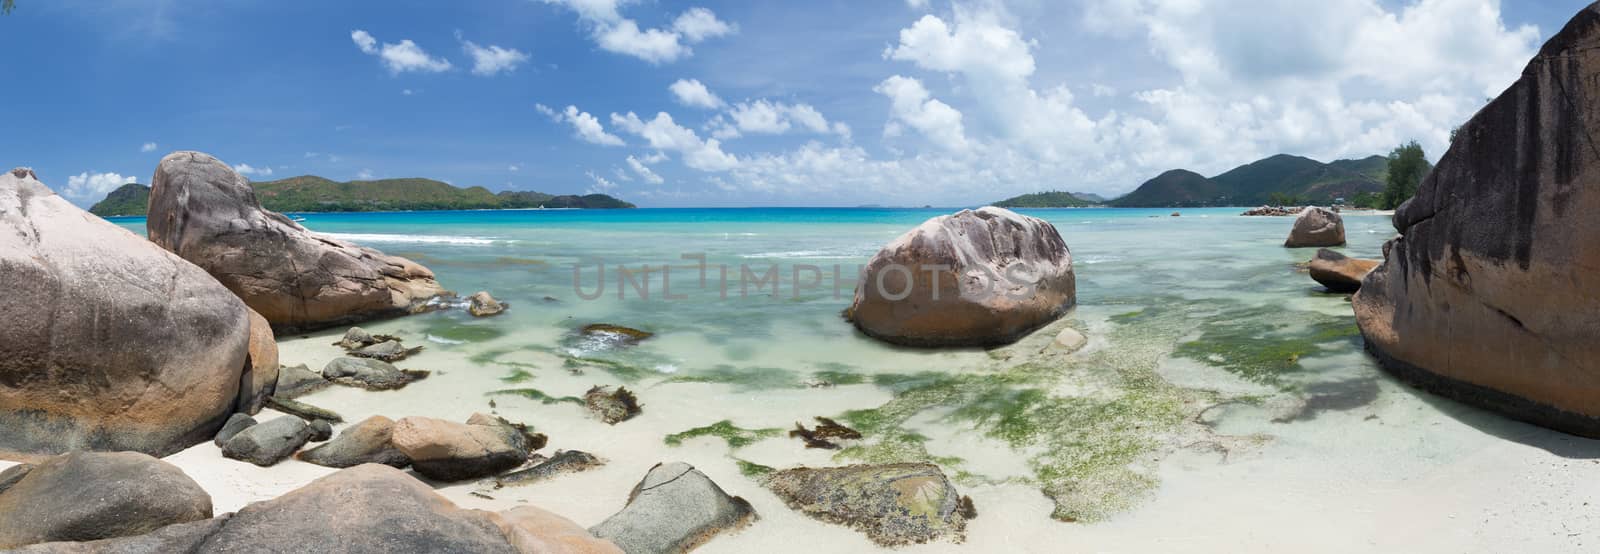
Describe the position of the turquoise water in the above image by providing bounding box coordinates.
[110,207,1399,523]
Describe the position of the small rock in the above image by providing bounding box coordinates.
[1170,211,1181,217]
[391,414,540,481]
[468,291,508,317]
[789,417,861,449]
[590,462,755,553]
[274,363,331,399]
[349,340,424,362]
[0,464,33,496]
[765,463,970,547]
[323,357,429,390]
[333,326,400,350]
[213,413,258,447]
[222,416,313,467]
[265,396,344,423]
[308,419,334,442]
[496,450,604,488]
[1052,328,1087,352]
[579,324,654,346]
[584,386,642,425]
[0,452,212,548]
[298,415,411,469]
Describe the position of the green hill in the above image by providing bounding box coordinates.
[1108,154,1396,207]
[993,191,1092,208]
[88,175,635,216]
[88,183,151,217]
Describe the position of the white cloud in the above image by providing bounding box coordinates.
[626,154,665,184]
[586,170,618,192]
[402,88,415,95]
[508,163,522,172]
[874,75,969,151]
[351,29,452,74]
[140,142,157,153]
[540,1,733,64]
[460,36,530,76]
[669,78,724,109]
[356,169,375,180]
[63,171,136,203]
[672,7,736,42]
[233,163,273,177]
[547,105,626,146]
[718,100,847,139]
[610,111,738,171]
[906,0,929,8]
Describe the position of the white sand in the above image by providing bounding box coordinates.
[17,318,1597,554]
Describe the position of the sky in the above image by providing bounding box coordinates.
[0,0,1591,207]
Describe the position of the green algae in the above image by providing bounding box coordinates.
[424,320,507,342]
[1171,304,1361,389]
[500,369,534,384]
[663,365,802,390]
[664,420,783,449]
[736,459,776,477]
[489,388,584,405]
[811,370,867,386]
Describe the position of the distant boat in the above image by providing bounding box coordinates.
[291,216,307,222]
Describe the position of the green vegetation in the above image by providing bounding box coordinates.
[86,175,634,216]
[1110,154,1391,207]
[1171,304,1361,390]
[499,369,535,384]
[1381,141,1430,209]
[488,388,584,405]
[993,191,1093,208]
[87,183,150,217]
[663,420,783,449]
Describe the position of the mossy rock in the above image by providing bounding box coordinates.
[764,463,970,547]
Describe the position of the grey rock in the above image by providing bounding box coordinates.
[0,464,33,496]
[333,327,396,350]
[309,420,334,442]
[0,452,212,548]
[390,414,543,482]
[1284,206,1346,248]
[590,462,754,553]
[222,416,313,467]
[764,463,969,547]
[0,169,252,458]
[6,516,230,554]
[467,291,507,317]
[348,340,424,362]
[323,357,428,390]
[146,151,448,334]
[273,364,330,399]
[212,414,258,447]
[297,416,411,469]
[495,450,603,488]
[264,396,343,424]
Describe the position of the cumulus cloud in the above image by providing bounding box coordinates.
[610,111,738,171]
[140,142,157,153]
[62,172,136,203]
[233,163,273,177]
[669,78,724,109]
[356,169,375,180]
[711,100,851,140]
[586,170,619,192]
[540,1,734,64]
[351,29,452,74]
[874,76,969,151]
[540,104,626,146]
[626,154,665,184]
[460,35,530,76]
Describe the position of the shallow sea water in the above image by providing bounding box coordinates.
[108,208,1600,553]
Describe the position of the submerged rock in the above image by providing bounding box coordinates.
[495,450,604,488]
[1354,4,1600,437]
[391,414,542,481]
[847,207,1076,347]
[584,386,642,425]
[1052,328,1088,352]
[0,168,252,458]
[0,452,212,548]
[590,462,755,553]
[213,414,258,447]
[1307,249,1379,293]
[468,291,508,317]
[146,151,449,334]
[298,415,411,469]
[323,357,430,390]
[274,363,331,399]
[578,324,654,347]
[349,340,424,362]
[1284,206,1345,248]
[222,416,314,467]
[764,463,970,547]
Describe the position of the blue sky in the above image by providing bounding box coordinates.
[1,0,1590,207]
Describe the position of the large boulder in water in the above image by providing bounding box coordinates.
[0,451,213,548]
[1354,5,1600,437]
[0,168,252,459]
[1307,249,1379,293]
[1284,207,1345,247]
[847,207,1075,347]
[146,151,448,334]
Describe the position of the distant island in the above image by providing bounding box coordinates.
[993,191,1093,208]
[1107,154,1390,208]
[89,176,635,216]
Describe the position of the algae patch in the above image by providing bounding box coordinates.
[664,420,783,449]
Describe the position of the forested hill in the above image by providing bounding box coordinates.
[89,176,634,216]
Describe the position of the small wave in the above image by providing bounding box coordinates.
[319,232,498,245]
[653,364,680,374]
[425,334,466,345]
[742,248,874,259]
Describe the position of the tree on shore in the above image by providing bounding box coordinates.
[1382,141,1429,210]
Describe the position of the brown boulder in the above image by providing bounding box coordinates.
[1284,206,1345,247]
[1354,5,1600,437]
[237,308,280,415]
[0,451,212,548]
[847,207,1075,347]
[146,151,448,334]
[1307,249,1380,293]
[0,168,251,458]
[391,414,539,481]
[298,415,411,469]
